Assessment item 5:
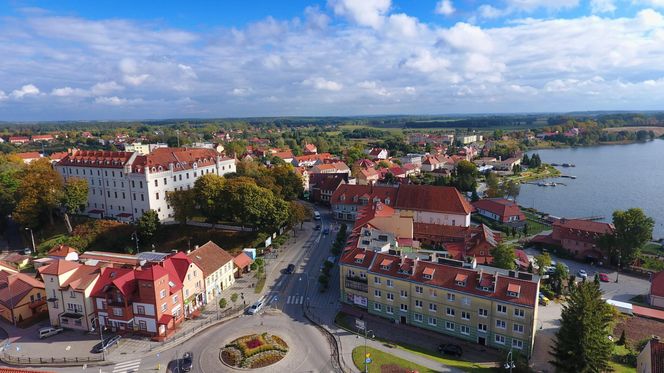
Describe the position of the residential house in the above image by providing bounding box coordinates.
[461,134,483,144]
[637,336,663,373]
[367,148,389,160]
[331,184,398,221]
[292,153,332,167]
[303,143,318,155]
[531,219,614,261]
[310,162,351,175]
[394,184,473,227]
[414,223,501,265]
[650,271,664,309]
[421,155,450,172]
[472,199,526,227]
[0,270,47,324]
[233,253,254,278]
[47,245,79,261]
[400,154,423,167]
[48,152,69,164]
[187,241,235,304]
[493,157,522,172]
[31,135,55,142]
[38,260,100,331]
[310,174,348,205]
[0,252,31,270]
[8,136,30,145]
[272,151,294,163]
[357,168,380,185]
[15,152,42,164]
[161,252,204,318]
[354,159,376,170]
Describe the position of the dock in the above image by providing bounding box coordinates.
[574,216,606,221]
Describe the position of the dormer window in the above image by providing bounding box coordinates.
[423,267,435,280]
[454,273,467,287]
[507,284,521,298]
[354,253,365,264]
[340,194,346,201]
[385,198,390,205]
[380,258,393,270]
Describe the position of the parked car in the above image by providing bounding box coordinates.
[248,301,264,315]
[438,343,463,357]
[313,211,321,220]
[91,335,121,353]
[38,326,63,339]
[314,225,321,230]
[323,228,330,235]
[599,273,610,282]
[285,264,295,274]
[539,293,550,306]
[179,352,194,372]
[577,269,588,279]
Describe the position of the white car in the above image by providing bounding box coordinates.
[578,269,588,279]
[39,326,64,339]
[247,301,264,315]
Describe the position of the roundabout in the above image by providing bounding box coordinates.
[220,333,289,369]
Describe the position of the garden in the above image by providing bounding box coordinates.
[220,333,289,369]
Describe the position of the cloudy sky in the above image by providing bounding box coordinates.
[1,0,664,120]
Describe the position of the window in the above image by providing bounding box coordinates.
[161,303,167,312]
[445,321,455,331]
[447,293,455,301]
[415,300,423,308]
[172,295,178,304]
[478,308,488,317]
[495,334,506,345]
[460,325,470,335]
[512,339,523,349]
[462,297,471,306]
[513,324,524,333]
[429,289,437,298]
[386,305,394,314]
[497,304,507,313]
[400,290,408,298]
[514,308,525,318]
[160,289,166,299]
[414,313,423,323]
[155,180,158,187]
[112,308,123,317]
[374,277,381,285]
[400,303,408,312]
[386,292,394,301]
[496,320,506,329]
[374,290,382,298]
[374,303,382,311]
[386,279,393,287]
[478,323,487,333]
[139,320,147,331]
[70,291,76,298]
[415,286,423,294]
[461,311,470,320]
[163,178,167,185]
[428,317,437,326]
[446,307,455,316]
[156,192,160,200]
[136,305,145,315]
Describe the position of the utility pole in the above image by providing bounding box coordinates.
[504,349,515,372]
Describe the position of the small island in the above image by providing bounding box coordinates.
[220,333,289,369]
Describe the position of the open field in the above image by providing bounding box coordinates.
[604,126,664,137]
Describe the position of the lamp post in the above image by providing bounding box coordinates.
[356,327,374,373]
[24,228,35,253]
[504,349,516,373]
[131,231,140,253]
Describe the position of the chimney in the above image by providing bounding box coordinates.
[194,245,199,250]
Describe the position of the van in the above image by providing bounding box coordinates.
[313,211,321,220]
[39,326,63,339]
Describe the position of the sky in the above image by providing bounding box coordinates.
[1,0,664,120]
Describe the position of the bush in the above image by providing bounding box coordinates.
[219,298,227,309]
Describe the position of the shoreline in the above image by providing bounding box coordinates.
[525,137,662,152]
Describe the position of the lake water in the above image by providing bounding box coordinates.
[519,139,664,239]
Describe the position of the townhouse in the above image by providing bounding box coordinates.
[55,147,236,221]
[531,218,614,261]
[161,252,205,317]
[339,248,539,356]
[187,241,236,304]
[0,270,47,325]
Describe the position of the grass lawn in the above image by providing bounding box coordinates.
[352,346,437,373]
[611,344,636,373]
[522,211,551,236]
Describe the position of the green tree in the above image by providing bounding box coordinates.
[193,173,226,222]
[550,263,570,295]
[137,210,160,245]
[61,177,88,214]
[166,189,197,225]
[218,297,227,309]
[14,158,63,228]
[600,208,654,267]
[501,179,521,202]
[550,281,615,373]
[230,293,239,305]
[485,172,501,198]
[270,164,303,200]
[535,253,552,275]
[0,155,23,220]
[490,244,516,270]
[288,201,310,229]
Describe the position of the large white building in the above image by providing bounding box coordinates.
[55,148,236,221]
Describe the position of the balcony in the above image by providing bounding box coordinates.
[345,276,368,293]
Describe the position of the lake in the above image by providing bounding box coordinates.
[519,139,664,239]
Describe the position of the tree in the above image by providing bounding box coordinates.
[62,178,88,214]
[0,155,23,221]
[485,172,501,198]
[288,201,310,229]
[601,208,655,267]
[137,210,160,245]
[522,153,530,166]
[269,164,303,200]
[535,253,552,275]
[550,281,615,373]
[166,189,197,225]
[193,174,226,222]
[617,330,626,345]
[470,190,480,202]
[453,160,478,192]
[550,263,570,295]
[230,293,239,305]
[218,297,227,309]
[502,179,521,201]
[490,244,516,270]
[13,158,63,228]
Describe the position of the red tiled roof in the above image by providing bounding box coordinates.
[47,245,78,258]
[133,147,227,174]
[37,260,81,276]
[272,151,294,160]
[304,143,317,153]
[15,152,41,160]
[330,184,398,206]
[553,219,614,234]
[48,152,69,161]
[187,241,234,278]
[0,270,45,309]
[472,198,526,223]
[161,252,191,284]
[632,305,664,321]
[233,252,253,269]
[90,267,135,298]
[58,150,134,169]
[294,153,331,163]
[59,265,100,291]
[651,271,664,298]
[395,184,472,215]
[135,264,169,281]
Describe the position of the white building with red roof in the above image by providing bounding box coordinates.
[472,198,526,226]
[55,147,236,221]
[15,152,42,164]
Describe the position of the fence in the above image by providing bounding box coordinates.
[162,220,253,232]
[1,353,103,365]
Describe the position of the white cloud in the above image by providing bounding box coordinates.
[439,23,494,53]
[358,81,390,96]
[123,74,150,86]
[0,91,7,101]
[402,49,450,73]
[51,87,88,97]
[94,96,143,105]
[329,0,391,28]
[230,88,252,96]
[636,8,664,27]
[505,0,580,12]
[302,77,343,91]
[636,0,664,8]
[435,0,455,16]
[477,5,506,19]
[590,0,617,13]
[91,81,124,96]
[385,13,421,38]
[10,84,40,98]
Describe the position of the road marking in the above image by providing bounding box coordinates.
[112,359,141,373]
[286,295,304,305]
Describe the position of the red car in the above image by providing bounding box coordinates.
[599,273,610,282]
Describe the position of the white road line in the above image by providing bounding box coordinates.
[112,359,141,373]
[287,295,293,304]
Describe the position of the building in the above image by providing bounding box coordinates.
[233,253,253,278]
[187,241,236,304]
[55,148,236,221]
[331,184,398,221]
[531,219,614,261]
[303,143,318,155]
[15,152,42,164]
[310,162,351,175]
[650,271,664,308]
[31,135,54,142]
[124,143,167,155]
[272,151,294,163]
[292,153,332,167]
[161,252,205,318]
[8,136,30,145]
[0,270,47,325]
[637,336,664,373]
[493,157,522,172]
[339,248,539,356]
[310,173,348,205]
[38,260,100,331]
[461,134,483,144]
[472,199,526,226]
[395,184,472,227]
[367,148,389,160]
[414,223,501,265]
[357,168,380,185]
[421,155,451,172]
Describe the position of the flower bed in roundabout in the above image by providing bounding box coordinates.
[220,333,289,369]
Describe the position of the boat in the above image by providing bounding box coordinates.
[550,163,560,166]
[562,163,575,167]
[537,181,557,187]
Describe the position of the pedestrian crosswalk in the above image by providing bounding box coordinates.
[112,359,141,373]
[286,295,304,305]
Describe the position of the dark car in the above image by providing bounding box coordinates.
[314,225,321,230]
[323,228,330,235]
[179,352,193,372]
[285,264,295,274]
[438,343,462,357]
[91,335,121,353]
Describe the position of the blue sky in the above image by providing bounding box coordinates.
[1,0,664,120]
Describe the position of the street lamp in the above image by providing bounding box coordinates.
[24,228,35,253]
[504,349,516,372]
[356,327,374,373]
[131,231,140,253]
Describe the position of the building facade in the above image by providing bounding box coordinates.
[187,241,236,304]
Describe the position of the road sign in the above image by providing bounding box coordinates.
[366,353,370,358]
[365,358,372,364]
[355,319,366,331]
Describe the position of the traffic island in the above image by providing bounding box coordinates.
[220,333,289,369]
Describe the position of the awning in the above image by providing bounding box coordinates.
[61,312,84,319]
[507,284,521,294]
[380,259,393,267]
[158,314,174,325]
[423,267,435,276]
[88,209,104,214]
